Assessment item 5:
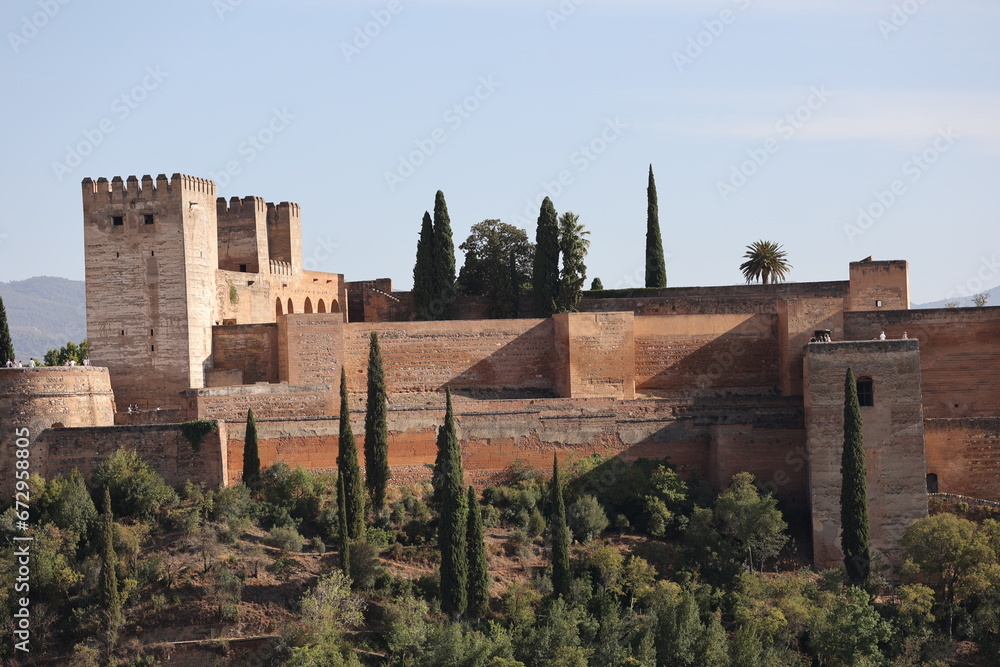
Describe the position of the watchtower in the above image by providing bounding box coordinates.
[82,174,219,412]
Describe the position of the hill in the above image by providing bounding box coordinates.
[913,284,997,309]
[0,276,86,360]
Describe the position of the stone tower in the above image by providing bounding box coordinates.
[82,174,219,412]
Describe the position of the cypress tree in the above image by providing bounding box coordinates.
[338,366,366,539]
[841,367,871,587]
[550,453,571,599]
[242,407,261,490]
[431,190,457,319]
[645,165,667,288]
[437,389,468,616]
[413,211,435,320]
[337,470,351,577]
[0,296,14,365]
[531,197,560,317]
[98,489,123,648]
[590,277,604,291]
[364,332,390,516]
[466,485,490,618]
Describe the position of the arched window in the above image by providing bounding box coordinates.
[317,299,326,313]
[304,297,313,314]
[856,377,874,407]
[926,473,939,493]
[275,298,283,317]
[287,298,294,314]
[330,299,340,313]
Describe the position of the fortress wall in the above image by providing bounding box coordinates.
[847,260,909,311]
[0,367,116,496]
[185,383,334,421]
[555,312,636,399]
[843,307,1000,418]
[924,418,1000,502]
[212,323,280,384]
[633,313,780,396]
[777,297,846,396]
[339,318,558,396]
[36,422,228,489]
[709,425,808,506]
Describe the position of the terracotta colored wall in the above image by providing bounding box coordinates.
[554,312,636,399]
[843,307,1000,418]
[634,313,779,397]
[847,260,909,311]
[185,383,334,421]
[925,418,1000,502]
[709,425,808,506]
[212,323,280,384]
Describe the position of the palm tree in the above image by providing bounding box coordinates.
[739,240,791,284]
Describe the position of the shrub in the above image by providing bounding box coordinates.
[568,494,610,543]
[310,536,326,553]
[211,484,252,523]
[269,525,304,553]
[349,540,387,592]
[91,449,177,520]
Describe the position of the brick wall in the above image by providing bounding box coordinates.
[185,383,334,421]
[554,312,636,399]
[925,418,1000,502]
[843,307,1000,418]
[212,323,280,384]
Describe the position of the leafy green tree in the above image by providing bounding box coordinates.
[652,583,703,667]
[841,367,871,587]
[0,296,13,364]
[713,472,788,572]
[808,587,890,667]
[901,513,1000,635]
[38,468,97,540]
[566,494,608,543]
[43,339,89,366]
[336,470,350,576]
[384,593,430,664]
[466,486,490,618]
[364,332,390,516]
[413,211,436,320]
[532,197,560,317]
[645,164,667,288]
[550,454,571,599]
[739,240,791,284]
[457,219,534,318]
[518,597,593,667]
[431,190,457,320]
[98,489,123,649]
[242,407,262,490]
[555,212,590,313]
[589,277,603,291]
[92,448,176,520]
[436,389,468,616]
[337,367,365,539]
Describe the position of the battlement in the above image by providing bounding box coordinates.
[217,195,267,217]
[82,173,216,206]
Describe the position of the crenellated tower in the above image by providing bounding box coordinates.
[82,173,220,412]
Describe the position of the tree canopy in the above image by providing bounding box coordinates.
[739,240,791,284]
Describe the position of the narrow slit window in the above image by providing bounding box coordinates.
[875,300,883,307]
[856,378,874,407]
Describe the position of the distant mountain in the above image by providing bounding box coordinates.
[0,277,86,360]
[913,284,998,310]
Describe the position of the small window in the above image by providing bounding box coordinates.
[857,378,874,407]
[151,345,155,352]
[112,215,124,226]
[143,214,154,225]
[926,473,939,493]
[120,329,125,335]
[875,300,882,307]
[239,264,247,272]
[150,250,154,256]
[150,329,154,336]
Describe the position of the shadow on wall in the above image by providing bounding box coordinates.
[443,320,558,397]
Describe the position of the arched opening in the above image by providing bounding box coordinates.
[330,299,340,313]
[926,473,939,493]
[51,422,64,429]
[304,297,313,314]
[275,298,283,317]
[856,377,874,407]
[317,299,326,313]
[287,298,294,314]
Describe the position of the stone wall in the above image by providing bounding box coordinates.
[708,425,808,506]
[847,259,909,311]
[212,323,280,384]
[184,383,334,421]
[804,340,927,568]
[843,306,1000,418]
[554,312,636,399]
[37,422,228,489]
[924,418,1000,502]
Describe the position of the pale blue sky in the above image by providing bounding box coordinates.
[2,0,998,303]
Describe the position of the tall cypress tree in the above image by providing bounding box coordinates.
[337,470,351,576]
[550,453,571,599]
[338,366,366,539]
[364,332,390,516]
[841,367,871,587]
[431,190,457,320]
[532,197,560,318]
[413,211,435,320]
[98,489,123,648]
[437,389,468,616]
[645,165,667,288]
[466,485,490,618]
[0,296,14,365]
[242,407,261,490]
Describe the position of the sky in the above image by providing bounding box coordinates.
[1,0,998,304]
